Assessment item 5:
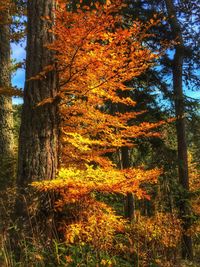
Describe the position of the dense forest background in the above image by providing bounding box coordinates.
[0,0,200,266]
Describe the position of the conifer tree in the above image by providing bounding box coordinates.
[124,0,200,259]
[165,0,193,259]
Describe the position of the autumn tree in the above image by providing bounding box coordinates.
[45,0,166,169]
[32,1,169,261]
[0,1,192,265]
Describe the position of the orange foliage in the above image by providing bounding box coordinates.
[0,0,11,12]
[0,86,23,96]
[41,0,166,169]
[64,199,126,251]
[33,166,160,250]
[129,212,182,248]
[33,166,160,204]
[32,0,166,252]
[0,0,24,95]
[0,0,17,20]
[188,153,200,236]
[126,212,182,266]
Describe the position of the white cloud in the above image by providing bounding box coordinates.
[11,42,26,62]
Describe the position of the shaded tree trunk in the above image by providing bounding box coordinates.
[17,0,59,186]
[121,146,135,220]
[0,7,14,183]
[165,0,193,260]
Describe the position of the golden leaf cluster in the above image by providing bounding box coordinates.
[48,1,166,168]
[32,0,166,252]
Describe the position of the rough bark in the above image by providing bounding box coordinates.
[0,8,14,157]
[17,0,59,186]
[165,0,193,260]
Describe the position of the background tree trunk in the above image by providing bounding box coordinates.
[165,0,193,260]
[121,146,135,220]
[17,0,59,186]
[0,7,14,184]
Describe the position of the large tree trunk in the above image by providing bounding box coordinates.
[0,6,14,183]
[165,0,193,260]
[17,0,59,186]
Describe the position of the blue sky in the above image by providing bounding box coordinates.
[11,43,25,104]
[11,43,200,105]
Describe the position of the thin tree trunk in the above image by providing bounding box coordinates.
[121,146,135,220]
[0,6,14,183]
[17,0,59,186]
[165,0,193,260]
